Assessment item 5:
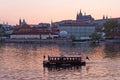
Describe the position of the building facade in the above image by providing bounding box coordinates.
[58,24,95,40]
[53,10,96,40]
[11,24,59,39]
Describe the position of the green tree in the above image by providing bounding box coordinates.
[0,24,5,36]
[103,19,119,38]
[116,23,120,37]
[90,32,102,43]
[70,35,76,41]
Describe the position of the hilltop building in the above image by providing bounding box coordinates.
[52,10,96,40]
[76,10,94,23]
[94,17,120,27]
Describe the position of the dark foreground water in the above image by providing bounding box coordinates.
[0,42,120,80]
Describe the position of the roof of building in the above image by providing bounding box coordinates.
[12,24,59,35]
[95,17,120,21]
[59,20,95,26]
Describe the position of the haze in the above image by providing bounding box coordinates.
[0,0,120,24]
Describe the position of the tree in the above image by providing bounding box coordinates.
[103,19,119,38]
[70,35,76,41]
[89,31,102,43]
[0,24,5,36]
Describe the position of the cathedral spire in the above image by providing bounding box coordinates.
[19,18,22,25]
[76,12,79,20]
[103,15,105,20]
[79,9,82,16]
[106,16,108,19]
[22,19,27,25]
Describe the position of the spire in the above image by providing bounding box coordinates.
[106,16,108,19]
[19,18,22,25]
[103,15,105,20]
[80,9,82,13]
[51,19,53,27]
[22,19,27,25]
[51,19,53,24]
[76,12,79,20]
[79,9,82,16]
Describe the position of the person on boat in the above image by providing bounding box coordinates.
[43,55,45,60]
[86,56,90,60]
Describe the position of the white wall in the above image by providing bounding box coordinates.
[59,25,95,40]
[10,34,59,39]
[11,35,40,39]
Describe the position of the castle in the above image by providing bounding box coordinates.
[76,10,94,22]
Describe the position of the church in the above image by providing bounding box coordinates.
[53,10,96,40]
[76,10,94,23]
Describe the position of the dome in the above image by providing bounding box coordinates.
[59,31,68,37]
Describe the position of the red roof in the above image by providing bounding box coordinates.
[12,24,59,35]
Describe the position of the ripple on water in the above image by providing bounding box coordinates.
[0,43,120,80]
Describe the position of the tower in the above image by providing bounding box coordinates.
[76,12,79,20]
[106,16,108,20]
[79,9,83,17]
[76,9,83,20]
[19,18,22,25]
[103,15,105,20]
[22,19,27,25]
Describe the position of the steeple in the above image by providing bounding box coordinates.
[79,9,83,16]
[103,15,105,20]
[76,12,79,20]
[50,19,53,27]
[19,18,22,25]
[106,16,108,19]
[22,19,27,25]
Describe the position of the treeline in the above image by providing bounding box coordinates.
[104,19,120,39]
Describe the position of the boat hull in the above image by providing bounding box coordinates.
[43,61,86,67]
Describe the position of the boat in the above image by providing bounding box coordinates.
[43,56,86,67]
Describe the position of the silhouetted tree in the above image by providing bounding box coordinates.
[89,31,102,43]
[103,19,119,38]
[0,24,5,36]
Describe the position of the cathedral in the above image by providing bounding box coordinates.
[76,10,94,22]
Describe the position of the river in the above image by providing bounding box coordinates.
[0,42,120,80]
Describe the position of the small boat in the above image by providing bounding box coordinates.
[43,56,86,67]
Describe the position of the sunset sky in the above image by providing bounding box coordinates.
[0,0,120,25]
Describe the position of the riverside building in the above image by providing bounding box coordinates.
[10,20,59,40]
[53,10,96,40]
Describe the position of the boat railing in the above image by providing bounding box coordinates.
[48,56,82,62]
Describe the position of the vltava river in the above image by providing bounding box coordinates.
[0,42,120,80]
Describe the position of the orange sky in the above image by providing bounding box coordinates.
[0,0,120,25]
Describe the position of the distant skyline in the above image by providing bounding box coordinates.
[0,0,120,25]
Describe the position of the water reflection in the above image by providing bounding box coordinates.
[104,42,120,59]
[0,42,119,80]
[44,66,82,72]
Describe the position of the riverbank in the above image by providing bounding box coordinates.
[1,38,120,44]
[4,38,72,44]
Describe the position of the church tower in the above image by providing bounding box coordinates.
[22,19,27,25]
[79,9,83,17]
[76,9,83,20]
[19,18,22,25]
[103,15,105,20]
[76,12,79,20]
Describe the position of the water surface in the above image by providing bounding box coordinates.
[0,42,120,80]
